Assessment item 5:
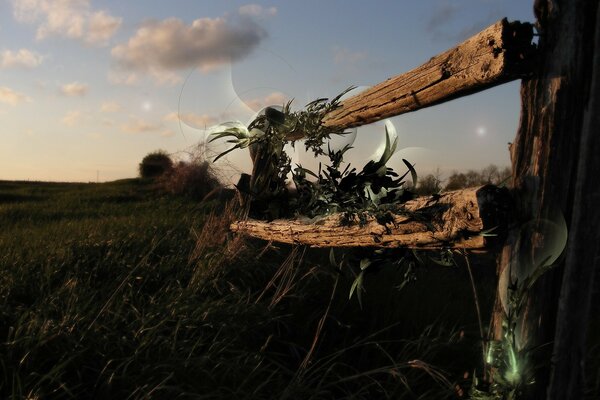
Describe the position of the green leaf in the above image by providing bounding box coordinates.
[402,159,417,188]
[429,256,454,267]
[479,226,498,237]
[411,249,424,265]
[329,248,337,267]
[349,271,365,309]
[213,144,243,162]
[265,107,286,125]
[359,258,371,270]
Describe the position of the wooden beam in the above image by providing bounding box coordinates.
[231,185,509,249]
[317,19,534,130]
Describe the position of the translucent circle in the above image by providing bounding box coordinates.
[498,210,568,316]
[247,104,284,126]
[231,48,299,114]
[292,86,402,173]
[177,65,255,131]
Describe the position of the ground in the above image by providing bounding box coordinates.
[0,179,501,399]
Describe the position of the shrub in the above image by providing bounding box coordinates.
[160,159,222,200]
[415,173,443,196]
[139,150,173,179]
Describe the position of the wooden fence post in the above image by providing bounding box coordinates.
[492,1,599,398]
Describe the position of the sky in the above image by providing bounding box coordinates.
[0,0,535,183]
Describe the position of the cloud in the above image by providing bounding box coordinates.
[332,46,367,65]
[107,71,139,86]
[245,91,289,111]
[86,10,122,45]
[111,16,267,76]
[426,3,460,33]
[0,86,31,105]
[239,4,277,17]
[163,111,219,128]
[121,118,160,134]
[86,132,103,140]
[425,1,502,42]
[11,0,122,46]
[161,129,176,137]
[100,101,121,113]
[60,82,88,97]
[61,110,83,126]
[0,48,43,68]
[121,116,179,137]
[148,68,182,86]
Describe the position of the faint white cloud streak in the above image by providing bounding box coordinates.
[244,92,289,111]
[425,1,503,42]
[0,49,43,68]
[100,101,121,113]
[121,117,175,138]
[61,110,83,126]
[163,112,218,128]
[0,87,31,105]
[332,46,367,65]
[238,4,277,17]
[60,82,88,97]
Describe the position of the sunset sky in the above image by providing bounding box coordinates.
[0,0,534,183]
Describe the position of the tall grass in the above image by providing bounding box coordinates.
[0,179,495,399]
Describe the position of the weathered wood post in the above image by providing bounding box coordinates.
[492,1,599,398]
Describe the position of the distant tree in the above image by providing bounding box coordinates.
[445,172,468,190]
[415,173,442,195]
[497,166,512,186]
[444,164,511,190]
[465,170,482,187]
[139,150,173,178]
[481,164,500,183]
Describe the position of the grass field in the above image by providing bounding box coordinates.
[0,179,503,399]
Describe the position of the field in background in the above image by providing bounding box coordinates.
[0,179,499,399]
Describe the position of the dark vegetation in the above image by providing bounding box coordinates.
[159,159,222,201]
[138,150,174,179]
[414,165,512,196]
[0,178,500,399]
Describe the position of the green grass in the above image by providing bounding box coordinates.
[0,179,498,399]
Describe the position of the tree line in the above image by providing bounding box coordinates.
[415,164,511,195]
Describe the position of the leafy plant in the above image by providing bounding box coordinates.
[470,258,558,399]
[209,88,417,220]
[292,128,417,218]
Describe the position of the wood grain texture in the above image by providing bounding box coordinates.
[317,19,534,130]
[231,186,508,249]
[488,1,600,398]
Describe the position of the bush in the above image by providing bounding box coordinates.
[415,173,443,196]
[160,159,222,200]
[139,150,173,178]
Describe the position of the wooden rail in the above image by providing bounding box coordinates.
[284,18,534,140]
[231,186,509,249]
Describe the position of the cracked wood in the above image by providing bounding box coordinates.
[313,19,534,131]
[231,186,509,249]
